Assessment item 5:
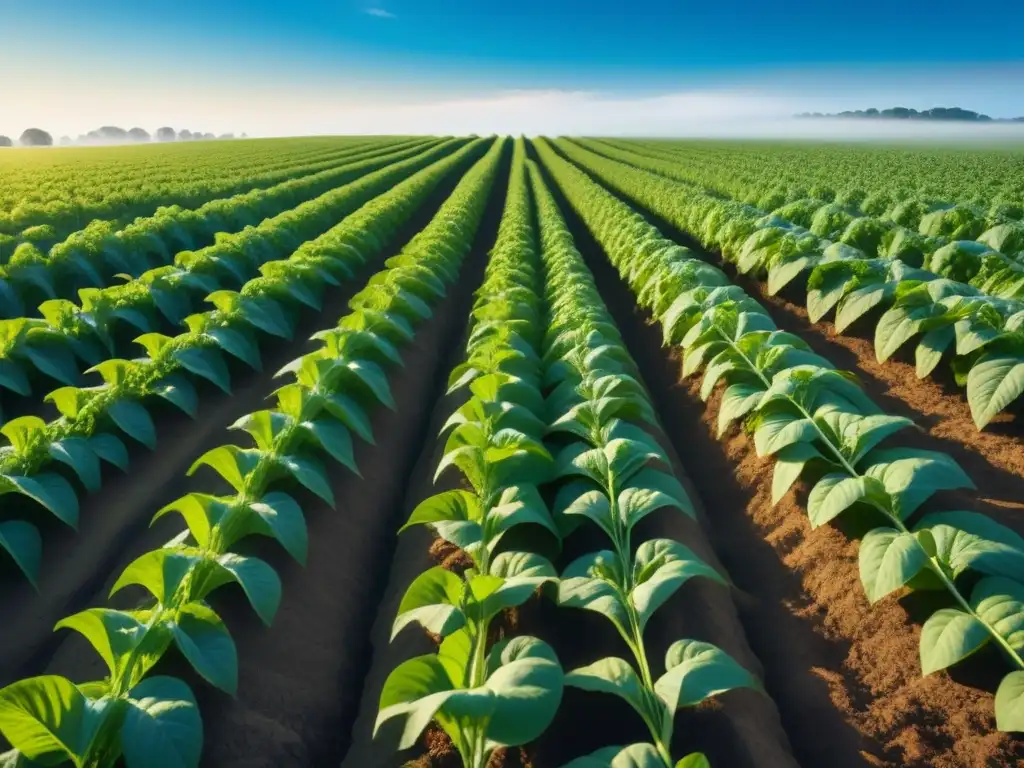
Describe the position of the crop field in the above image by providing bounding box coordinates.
[1,134,1024,768]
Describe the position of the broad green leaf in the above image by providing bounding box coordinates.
[171,602,238,695]
[55,608,150,682]
[480,635,563,746]
[995,671,1024,732]
[654,639,761,710]
[771,442,823,504]
[121,676,202,768]
[917,510,1024,582]
[88,433,128,471]
[247,491,308,565]
[278,453,335,507]
[561,743,663,768]
[565,657,646,717]
[753,410,816,458]
[0,473,79,528]
[631,540,724,629]
[916,326,954,379]
[967,354,1024,429]
[0,521,42,587]
[392,567,466,640]
[807,473,879,528]
[48,438,101,492]
[111,549,197,604]
[858,527,930,603]
[971,577,1024,655]
[300,418,358,475]
[154,375,199,418]
[108,398,156,449]
[0,676,95,764]
[187,445,260,494]
[1,416,45,453]
[375,654,457,750]
[919,608,989,675]
[174,347,230,394]
[209,553,282,626]
[863,448,974,519]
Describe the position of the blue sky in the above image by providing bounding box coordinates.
[3,0,1023,136]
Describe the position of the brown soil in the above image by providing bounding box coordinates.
[3,156,500,768]
[555,164,1024,766]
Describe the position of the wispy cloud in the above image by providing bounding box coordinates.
[365,8,396,18]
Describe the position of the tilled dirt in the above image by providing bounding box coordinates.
[554,162,1024,766]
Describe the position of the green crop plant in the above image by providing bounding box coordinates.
[0,138,504,768]
[556,139,1024,429]
[535,137,1024,733]
[0,139,491,585]
[0,139,464,415]
[376,140,565,768]
[529,160,761,767]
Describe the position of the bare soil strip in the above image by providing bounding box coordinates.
[0,160,474,689]
[556,164,1024,766]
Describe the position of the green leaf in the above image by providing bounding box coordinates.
[967,354,1024,429]
[654,639,761,710]
[863,448,974,519]
[631,539,724,629]
[321,391,375,444]
[108,398,156,449]
[561,743,664,768]
[277,453,335,507]
[88,433,128,471]
[771,442,822,504]
[0,521,42,587]
[207,326,261,370]
[48,438,101,492]
[565,657,647,718]
[919,608,989,675]
[0,473,79,528]
[154,375,199,418]
[187,445,260,494]
[112,549,198,604]
[916,326,954,379]
[917,510,1024,582]
[806,473,879,528]
[481,636,563,747]
[858,527,930,603]
[753,410,816,458]
[677,754,711,768]
[121,676,202,768]
[392,567,466,640]
[211,553,282,626]
[300,418,358,475]
[248,491,308,565]
[0,676,95,765]
[55,608,149,682]
[171,602,238,695]
[971,576,1024,655]
[995,671,1024,732]
[174,347,231,394]
[1,416,45,453]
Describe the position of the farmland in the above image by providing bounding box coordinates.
[0,135,1023,768]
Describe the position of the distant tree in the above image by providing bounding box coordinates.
[218,133,235,140]
[156,126,176,142]
[0,136,12,147]
[59,136,73,146]
[240,132,248,138]
[201,132,215,140]
[93,126,128,141]
[178,129,193,141]
[20,128,54,146]
[127,127,151,142]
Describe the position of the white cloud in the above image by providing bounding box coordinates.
[365,8,396,18]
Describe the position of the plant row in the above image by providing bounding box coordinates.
[0,137,433,315]
[0,136,504,768]
[605,138,1024,230]
[0,138,491,586]
[0,139,464,423]
[535,137,1024,733]
[529,159,762,767]
[0,137,392,242]
[376,138,565,768]
[559,138,1024,429]
[376,141,766,768]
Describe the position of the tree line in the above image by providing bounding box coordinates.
[795,107,1024,122]
[0,127,247,147]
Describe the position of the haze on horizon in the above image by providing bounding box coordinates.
[3,0,1024,140]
